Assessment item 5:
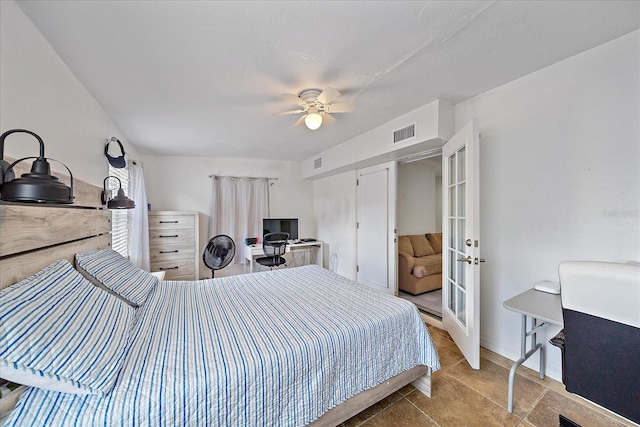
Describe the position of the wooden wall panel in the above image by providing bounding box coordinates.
[0,233,111,289]
[0,169,111,289]
[0,205,111,257]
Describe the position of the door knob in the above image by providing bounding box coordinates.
[457,256,472,264]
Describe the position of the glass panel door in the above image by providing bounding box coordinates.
[442,120,481,370]
[446,147,467,325]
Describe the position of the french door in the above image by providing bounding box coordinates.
[442,120,481,369]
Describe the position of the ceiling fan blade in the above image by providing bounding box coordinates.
[320,112,336,125]
[326,100,355,113]
[317,87,340,105]
[277,109,305,115]
[293,114,307,127]
[282,93,306,106]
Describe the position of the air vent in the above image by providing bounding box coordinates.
[313,157,323,170]
[393,124,416,143]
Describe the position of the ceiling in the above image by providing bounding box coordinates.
[16,1,640,162]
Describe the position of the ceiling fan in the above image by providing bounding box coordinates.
[280,87,355,130]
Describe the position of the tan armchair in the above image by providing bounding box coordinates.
[398,233,443,295]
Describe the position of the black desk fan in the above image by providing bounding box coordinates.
[202,235,235,278]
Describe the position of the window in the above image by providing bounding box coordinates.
[108,164,130,258]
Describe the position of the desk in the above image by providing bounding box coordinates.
[503,288,563,413]
[244,241,323,273]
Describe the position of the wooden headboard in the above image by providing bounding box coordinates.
[0,161,112,289]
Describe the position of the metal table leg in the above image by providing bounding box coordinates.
[507,314,549,413]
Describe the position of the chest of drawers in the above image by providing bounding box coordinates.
[148,211,199,280]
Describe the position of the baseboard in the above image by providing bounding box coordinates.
[420,313,443,329]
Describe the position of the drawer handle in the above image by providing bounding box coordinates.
[159,250,179,254]
[159,266,179,271]
[159,235,179,238]
[159,221,179,224]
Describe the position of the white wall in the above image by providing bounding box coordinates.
[313,171,357,279]
[397,161,437,235]
[312,30,639,381]
[140,155,315,278]
[455,30,640,380]
[0,0,139,187]
[302,99,454,179]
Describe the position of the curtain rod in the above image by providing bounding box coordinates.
[208,174,278,181]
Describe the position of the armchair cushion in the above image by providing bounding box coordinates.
[398,236,414,256]
[408,235,434,257]
[414,254,443,276]
[426,233,443,254]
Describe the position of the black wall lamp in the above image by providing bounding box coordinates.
[0,129,74,204]
[101,176,135,209]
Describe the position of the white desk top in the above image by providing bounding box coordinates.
[503,288,564,326]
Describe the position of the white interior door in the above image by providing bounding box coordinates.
[442,120,481,369]
[356,162,396,294]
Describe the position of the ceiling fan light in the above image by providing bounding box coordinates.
[304,113,322,130]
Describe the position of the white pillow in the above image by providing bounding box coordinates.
[0,260,135,394]
[75,249,158,306]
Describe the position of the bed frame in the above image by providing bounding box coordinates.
[0,168,432,426]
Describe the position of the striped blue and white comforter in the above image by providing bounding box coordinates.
[6,265,439,426]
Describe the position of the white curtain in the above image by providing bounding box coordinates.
[128,162,150,271]
[209,176,269,263]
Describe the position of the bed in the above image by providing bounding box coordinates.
[0,175,439,426]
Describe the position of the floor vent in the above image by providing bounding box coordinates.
[313,157,323,170]
[393,124,416,143]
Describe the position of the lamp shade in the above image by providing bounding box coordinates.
[0,129,74,204]
[102,176,135,209]
[304,112,323,130]
[108,188,136,209]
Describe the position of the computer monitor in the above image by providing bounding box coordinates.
[263,218,298,240]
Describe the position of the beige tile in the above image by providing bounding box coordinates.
[447,358,546,416]
[479,347,554,388]
[546,384,639,427]
[479,346,516,370]
[427,325,453,343]
[547,378,568,394]
[407,373,522,427]
[397,383,416,396]
[360,398,439,427]
[343,391,404,427]
[526,390,629,427]
[431,333,465,373]
[518,421,536,427]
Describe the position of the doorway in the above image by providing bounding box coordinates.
[396,155,443,319]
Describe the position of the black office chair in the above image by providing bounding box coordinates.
[255,232,289,270]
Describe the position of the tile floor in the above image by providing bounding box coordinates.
[339,324,637,427]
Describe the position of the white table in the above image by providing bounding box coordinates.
[243,241,324,273]
[503,288,563,413]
